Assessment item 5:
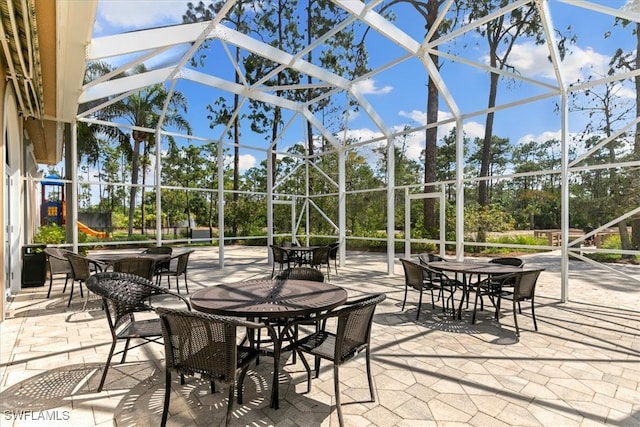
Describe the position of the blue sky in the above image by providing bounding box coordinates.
[88,0,639,173]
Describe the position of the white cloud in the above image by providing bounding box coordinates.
[399,110,426,123]
[97,0,190,31]
[353,79,393,95]
[516,130,561,145]
[238,154,256,171]
[503,41,610,84]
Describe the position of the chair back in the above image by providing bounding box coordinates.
[489,257,524,268]
[418,253,446,265]
[276,267,324,282]
[112,257,155,280]
[311,246,330,265]
[513,269,543,301]
[400,258,426,290]
[155,307,262,384]
[44,248,73,275]
[333,293,386,364]
[174,250,193,275]
[328,242,340,260]
[142,246,173,255]
[270,245,288,263]
[86,272,177,334]
[66,253,93,281]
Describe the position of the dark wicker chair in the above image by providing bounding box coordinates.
[288,293,386,427]
[112,257,156,281]
[44,247,73,298]
[310,246,331,279]
[270,245,291,278]
[400,258,457,319]
[154,250,194,294]
[85,272,190,393]
[65,253,104,307]
[472,269,544,336]
[275,267,325,282]
[141,246,173,275]
[155,307,268,426]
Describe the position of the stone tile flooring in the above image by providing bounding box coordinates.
[1,246,639,426]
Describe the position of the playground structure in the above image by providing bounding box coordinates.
[40,174,109,239]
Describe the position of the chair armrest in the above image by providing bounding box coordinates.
[147,288,192,310]
[87,258,108,273]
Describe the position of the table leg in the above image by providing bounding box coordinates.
[457,273,466,319]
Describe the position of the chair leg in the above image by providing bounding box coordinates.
[183,273,189,294]
[366,347,375,402]
[47,275,54,298]
[67,281,75,307]
[334,364,344,427]
[513,300,520,337]
[161,369,171,427]
[297,351,312,393]
[98,339,118,392]
[531,299,538,331]
[175,276,181,294]
[62,275,69,293]
[120,338,131,363]
[237,365,250,404]
[401,284,408,311]
[416,288,423,320]
[225,383,235,425]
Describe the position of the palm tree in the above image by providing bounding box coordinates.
[110,65,191,236]
[81,63,191,237]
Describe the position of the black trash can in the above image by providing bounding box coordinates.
[22,244,47,288]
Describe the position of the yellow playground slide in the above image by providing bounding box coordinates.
[77,221,108,239]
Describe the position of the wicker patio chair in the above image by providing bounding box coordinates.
[309,246,331,279]
[85,272,190,393]
[65,253,104,307]
[44,247,73,298]
[400,258,457,320]
[287,293,386,427]
[154,250,194,294]
[270,245,291,278]
[472,268,544,335]
[141,246,173,275]
[155,307,268,426]
[112,257,155,281]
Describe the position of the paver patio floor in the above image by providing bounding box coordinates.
[1,246,639,426]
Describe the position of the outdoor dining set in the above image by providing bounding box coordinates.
[40,245,543,426]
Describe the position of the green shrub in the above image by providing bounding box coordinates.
[34,224,66,245]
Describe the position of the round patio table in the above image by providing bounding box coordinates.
[190,279,348,408]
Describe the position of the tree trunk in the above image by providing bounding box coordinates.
[423,2,439,232]
[141,141,149,235]
[479,71,498,208]
[127,134,142,237]
[424,66,438,231]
